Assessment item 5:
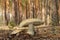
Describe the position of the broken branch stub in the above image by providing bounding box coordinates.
[11,19,44,35]
[19,18,44,27]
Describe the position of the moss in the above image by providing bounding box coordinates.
[8,21,16,29]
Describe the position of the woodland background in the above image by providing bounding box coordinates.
[0,0,60,40]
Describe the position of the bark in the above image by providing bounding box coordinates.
[50,0,59,34]
[4,0,8,25]
[50,0,59,26]
[13,0,21,25]
[17,0,22,24]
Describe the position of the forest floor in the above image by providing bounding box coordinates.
[0,26,60,40]
[0,29,60,40]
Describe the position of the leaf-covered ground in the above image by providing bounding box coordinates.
[0,30,60,40]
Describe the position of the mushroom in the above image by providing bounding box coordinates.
[11,18,44,35]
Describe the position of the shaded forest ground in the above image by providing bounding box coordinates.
[0,26,60,40]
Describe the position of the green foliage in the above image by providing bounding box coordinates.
[9,21,16,27]
[8,21,16,29]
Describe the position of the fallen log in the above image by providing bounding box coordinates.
[0,25,50,30]
[11,25,60,34]
[0,26,60,37]
[0,25,60,30]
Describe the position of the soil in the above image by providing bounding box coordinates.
[0,30,60,40]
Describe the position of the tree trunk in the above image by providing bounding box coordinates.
[50,0,59,34]
[4,0,8,25]
[50,0,59,26]
[13,0,20,25]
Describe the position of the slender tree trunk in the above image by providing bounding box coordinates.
[13,0,20,25]
[51,0,59,26]
[4,0,10,25]
[17,0,22,24]
[34,0,39,18]
[50,0,59,34]
[13,0,17,25]
[4,0,8,25]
